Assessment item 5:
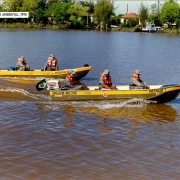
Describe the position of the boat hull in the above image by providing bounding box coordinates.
[49,84,180,103]
[0,65,91,80]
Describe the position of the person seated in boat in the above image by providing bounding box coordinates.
[129,70,150,89]
[63,70,84,90]
[16,56,30,71]
[43,54,58,71]
[98,69,117,90]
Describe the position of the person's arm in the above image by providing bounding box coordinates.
[55,59,58,70]
[130,78,148,89]
[98,76,104,85]
[74,79,81,85]
[16,62,20,70]
[143,82,150,89]
[43,61,48,71]
[16,61,20,67]
[64,78,74,88]
[131,78,144,86]
[17,61,25,68]
[140,80,150,89]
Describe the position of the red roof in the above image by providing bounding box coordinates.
[121,13,139,19]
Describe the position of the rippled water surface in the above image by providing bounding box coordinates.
[0,28,180,179]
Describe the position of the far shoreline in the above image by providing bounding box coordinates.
[0,22,180,34]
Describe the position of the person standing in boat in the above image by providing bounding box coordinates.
[98,69,117,90]
[43,54,58,71]
[63,70,84,90]
[16,56,30,71]
[129,70,150,89]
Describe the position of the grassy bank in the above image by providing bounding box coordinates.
[157,28,180,34]
[1,23,180,34]
[0,22,70,30]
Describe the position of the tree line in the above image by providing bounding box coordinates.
[139,0,180,29]
[0,0,180,30]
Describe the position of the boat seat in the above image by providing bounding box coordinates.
[88,86,99,90]
[87,86,130,90]
[149,85,163,89]
[87,85,163,91]
[116,86,129,90]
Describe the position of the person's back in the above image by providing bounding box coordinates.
[64,71,76,88]
[129,70,149,89]
[44,54,58,71]
[64,70,84,90]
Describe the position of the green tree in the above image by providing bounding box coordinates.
[48,2,71,23]
[79,1,94,14]
[20,0,37,11]
[148,3,161,26]
[160,0,180,27]
[46,0,59,9]
[138,2,148,27]
[126,18,139,28]
[34,8,45,23]
[0,0,32,22]
[94,0,113,28]
[32,0,47,24]
[20,0,40,22]
[110,14,120,26]
[0,0,23,11]
[67,3,89,22]
[36,0,46,10]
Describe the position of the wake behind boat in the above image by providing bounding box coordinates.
[0,64,91,80]
[36,79,180,103]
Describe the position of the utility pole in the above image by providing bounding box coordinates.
[127,4,128,14]
[158,0,160,12]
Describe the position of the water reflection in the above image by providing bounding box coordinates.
[62,105,74,128]
[98,117,114,135]
[77,103,179,137]
[35,102,178,131]
[78,103,177,123]
[36,103,52,125]
[36,104,74,128]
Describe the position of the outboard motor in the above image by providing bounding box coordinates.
[46,79,64,90]
[84,64,89,67]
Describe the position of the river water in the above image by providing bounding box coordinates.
[0,28,180,179]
